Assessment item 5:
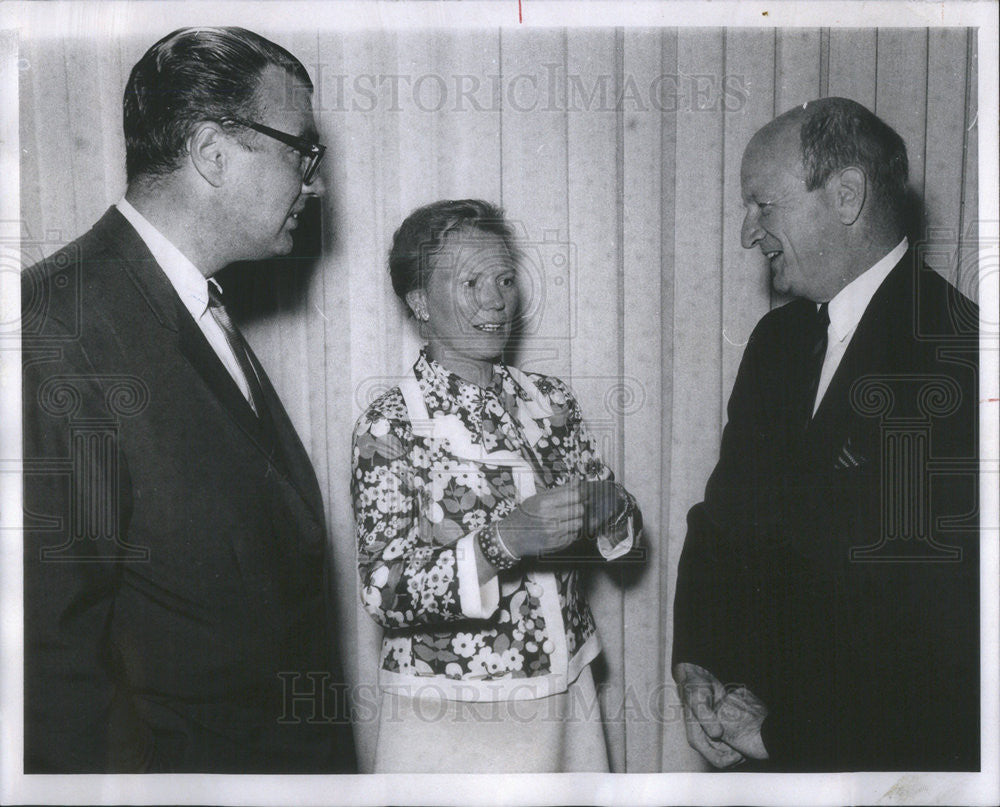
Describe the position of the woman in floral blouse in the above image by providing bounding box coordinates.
[351,199,643,772]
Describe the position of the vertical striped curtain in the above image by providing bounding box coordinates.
[19,26,978,772]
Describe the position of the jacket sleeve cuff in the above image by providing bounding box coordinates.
[455,533,500,619]
[596,516,638,560]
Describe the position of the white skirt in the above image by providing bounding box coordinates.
[372,665,610,773]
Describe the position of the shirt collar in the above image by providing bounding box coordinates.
[413,349,531,413]
[826,237,908,343]
[116,198,213,319]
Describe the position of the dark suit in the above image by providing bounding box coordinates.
[673,252,979,771]
[22,207,356,772]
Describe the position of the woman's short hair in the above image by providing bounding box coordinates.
[388,199,519,306]
[123,27,313,183]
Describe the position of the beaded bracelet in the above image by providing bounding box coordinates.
[478,521,519,571]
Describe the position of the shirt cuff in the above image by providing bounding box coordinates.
[596,518,636,560]
[455,533,500,619]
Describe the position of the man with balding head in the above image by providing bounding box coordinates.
[672,98,979,771]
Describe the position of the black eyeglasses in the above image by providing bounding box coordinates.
[224,117,326,185]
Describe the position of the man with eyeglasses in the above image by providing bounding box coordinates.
[22,27,356,773]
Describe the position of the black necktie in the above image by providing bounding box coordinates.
[802,302,830,426]
[207,284,266,416]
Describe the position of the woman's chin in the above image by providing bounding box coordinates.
[451,333,509,358]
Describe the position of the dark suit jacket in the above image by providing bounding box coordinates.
[22,207,356,772]
[673,252,979,771]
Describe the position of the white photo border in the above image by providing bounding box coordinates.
[1,2,997,805]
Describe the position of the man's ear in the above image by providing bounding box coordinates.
[832,166,866,225]
[188,122,228,188]
[405,289,429,322]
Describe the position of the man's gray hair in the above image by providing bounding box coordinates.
[798,97,909,214]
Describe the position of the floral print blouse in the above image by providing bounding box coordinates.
[351,350,642,701]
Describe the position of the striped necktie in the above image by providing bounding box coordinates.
[207,284,265,416]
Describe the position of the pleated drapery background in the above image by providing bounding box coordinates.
[19,26,979,772]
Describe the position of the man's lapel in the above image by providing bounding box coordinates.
[245,345,326,522]
[808,255,911,444]
[94,206,324,520]
[174,310,266,443]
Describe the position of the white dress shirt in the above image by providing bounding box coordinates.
[812,237,908,414]
[116,198,255,406]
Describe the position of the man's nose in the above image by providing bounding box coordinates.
[741,209,763,250]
